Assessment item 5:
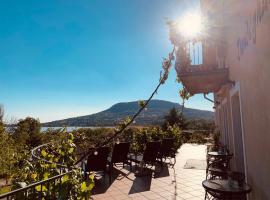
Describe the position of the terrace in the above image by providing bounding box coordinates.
[91,144,206,200]
[0,140,209,200]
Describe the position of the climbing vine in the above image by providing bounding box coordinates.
[13,132,94,200]
[75,47,176,165]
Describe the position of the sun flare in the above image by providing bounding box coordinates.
[177,12,203,38]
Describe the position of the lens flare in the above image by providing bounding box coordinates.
[177,12,203,38]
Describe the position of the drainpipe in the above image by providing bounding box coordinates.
[203,93,220,106]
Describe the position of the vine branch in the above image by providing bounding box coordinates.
[75,46,175,165]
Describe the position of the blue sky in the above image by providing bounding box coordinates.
[0,0,213,123]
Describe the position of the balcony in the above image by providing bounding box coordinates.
[169,5,230,95]
[178,66,229,95]
[173,40,230,95]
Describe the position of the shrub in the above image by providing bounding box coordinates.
[12,132,94,199]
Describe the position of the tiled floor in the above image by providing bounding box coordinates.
[92,144,207,200]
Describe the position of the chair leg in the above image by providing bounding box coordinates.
[173,157,176,166]
[109,164,113,183]
[129,161,132,172]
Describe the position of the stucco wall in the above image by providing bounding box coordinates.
[205,0,270,199]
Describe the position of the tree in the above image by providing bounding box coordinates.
[0,105,4,133]
[0,105,16,184]
[162,107,188,130]
[0,104,4,123]
[14,117,42,150]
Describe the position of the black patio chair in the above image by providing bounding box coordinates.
[206,155,232,180]
[128,141,161,176]
[107,142,131,183]
[159,138,177,166]
[84,146,110,180]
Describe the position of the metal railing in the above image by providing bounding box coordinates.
[0,172,72,200]
[31,142,68,168]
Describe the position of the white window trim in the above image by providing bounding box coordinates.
[221,99,230,149]
[229,81,248,184]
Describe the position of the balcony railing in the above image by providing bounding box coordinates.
[175,41,229,95]
[0,172,72,200]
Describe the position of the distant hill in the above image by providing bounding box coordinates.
[43,100,214,127]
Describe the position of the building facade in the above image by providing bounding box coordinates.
[212,1,270,199]
[171,0,270,199]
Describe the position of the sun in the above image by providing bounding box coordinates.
[177,12,203,38]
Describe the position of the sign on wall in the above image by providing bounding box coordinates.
[237,0,270,60]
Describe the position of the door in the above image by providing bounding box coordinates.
[231,92,246,174]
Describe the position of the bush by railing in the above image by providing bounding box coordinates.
[5,133,95,200]
[0,172,72,200]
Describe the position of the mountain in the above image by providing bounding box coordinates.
[43,100,214,127]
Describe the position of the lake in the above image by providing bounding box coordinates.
[41,126,114,132]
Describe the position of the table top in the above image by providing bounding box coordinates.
[202,179,252,195]
[208,151,233,157]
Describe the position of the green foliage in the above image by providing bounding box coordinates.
[138,100,146,108]
[12,132,95,199]
[121,126,182,154]
[186,119,215,131]
[162,107,188,130]
[116,116,132,131]
[187,132,207,144]
[165,125,182,150]
[179,87,192,101]
[13,117,43,150]
[163,107,181,128]
[0,185,11,195]
[0,121,17,183]
[161,108,214,145]
[73,128,115,153]
[162,108,186,130]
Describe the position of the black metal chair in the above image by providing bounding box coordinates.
[206,155,232,180]
[159,138,177,166]
[84,147,110,180]
[205,190,224,200]
[107,142,131,183]
[129,141,161,176]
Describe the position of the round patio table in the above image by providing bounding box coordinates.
[202,179,251,199]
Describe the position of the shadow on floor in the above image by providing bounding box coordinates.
[92,166,131,195]
[128,169,153,194]
[154,164,170,178]
[92,164,172,195]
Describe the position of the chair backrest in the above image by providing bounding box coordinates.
[210,155,232,170]
[111,142,130,163]
[143,141,161,163]
[160,138,175,157]
[86,147,110,172]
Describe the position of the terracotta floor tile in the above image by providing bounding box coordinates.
[92,144,206,200]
